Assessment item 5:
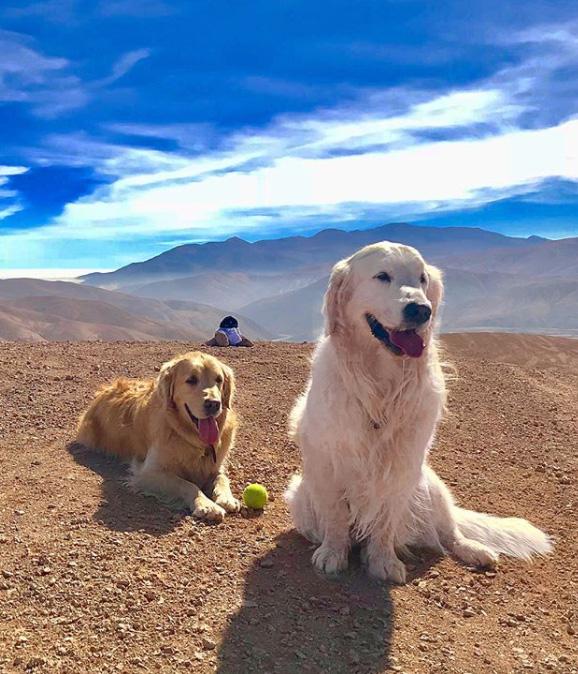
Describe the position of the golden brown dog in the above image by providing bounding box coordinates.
[76,351,240,522]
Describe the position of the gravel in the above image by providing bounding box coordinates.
[0,336,576,674]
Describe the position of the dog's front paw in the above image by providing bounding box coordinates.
[193,497,226,523]
[312,544,349,574]
[214,493,241,513]
[368,554,407,585]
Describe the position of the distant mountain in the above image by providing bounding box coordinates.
[80,223,547,289]
[75,222,578,341]
[444,237,578,277]
[242,277,330,341]
[125,271,319,310]
[0,279,271,342]
[242,269,578,340]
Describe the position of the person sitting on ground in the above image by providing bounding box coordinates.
[205,316,254,347]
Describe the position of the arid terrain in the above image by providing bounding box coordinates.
[0,334,576,674]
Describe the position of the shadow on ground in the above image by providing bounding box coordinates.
[67,441,184,535]
[218,531,401,674]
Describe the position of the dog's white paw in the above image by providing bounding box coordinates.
[214,494,241,513]
[312,544,349,574]
[453,538,498,568]
[193,498,226,523]
[368,554,407,584]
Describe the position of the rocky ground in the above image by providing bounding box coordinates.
[0,334,576,674]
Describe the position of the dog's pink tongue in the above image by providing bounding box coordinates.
[390,329,425,358]
[198,417,219,445]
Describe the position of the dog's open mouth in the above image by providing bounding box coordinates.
[365,313,425,358]
[184,403,220,445]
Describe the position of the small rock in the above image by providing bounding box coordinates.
[260,559,274,568]
[202,637,216,650]
[463,607,476,618]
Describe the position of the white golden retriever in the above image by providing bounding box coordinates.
[285,241,551,583]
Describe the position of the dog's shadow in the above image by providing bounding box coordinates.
[67,442,184,535]
[217,531,441,674]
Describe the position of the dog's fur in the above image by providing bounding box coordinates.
[285,241,552,583]
[77,352,240,522]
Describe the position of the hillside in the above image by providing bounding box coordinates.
[0,298,194,342]
[242,269,578,340]
[125,271,318,311]
[0,334,575,673]
[75,223,578,339]
[0,279,271,342]
[444,237,578,278]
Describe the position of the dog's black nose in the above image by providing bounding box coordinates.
[203,399,221,416]
[403,302,432,325]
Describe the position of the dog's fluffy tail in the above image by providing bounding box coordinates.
[284,474,322,544]
[455,508,552,560]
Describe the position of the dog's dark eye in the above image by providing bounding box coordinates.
[215,375,223,386]
[187,375,198,386]
[420,273,427,285]
[374,272,391,283]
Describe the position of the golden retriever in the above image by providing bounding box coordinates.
[286,241,551,583]
[76,351,240,522]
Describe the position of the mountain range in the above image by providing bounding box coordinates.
[2,223,577,341]
[0,278,271,342]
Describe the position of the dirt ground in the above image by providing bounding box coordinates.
[0,334,576,674]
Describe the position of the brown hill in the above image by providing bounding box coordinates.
[127,271,318,310]
[0,278,271,342]
[0,334,575,673]
[0,298,194,342]
[442,332,578,372]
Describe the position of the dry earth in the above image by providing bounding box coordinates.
[0,334,576,674]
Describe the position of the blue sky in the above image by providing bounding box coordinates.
[0,0,577,273]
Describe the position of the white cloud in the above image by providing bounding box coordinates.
[0,165,28,220]
[0,30,151,117]
[5,19,578,258]
[0,166,28,176]
[24,94,578,242]
[94,49,152,87]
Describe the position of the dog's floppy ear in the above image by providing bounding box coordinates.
[157,357,178,408]
[221,364,236,409]
[425,264,444,316]
[324,259,352,335]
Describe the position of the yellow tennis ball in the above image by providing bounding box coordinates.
[242,483,268,509]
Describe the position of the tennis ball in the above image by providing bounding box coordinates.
[242,483,268,509]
